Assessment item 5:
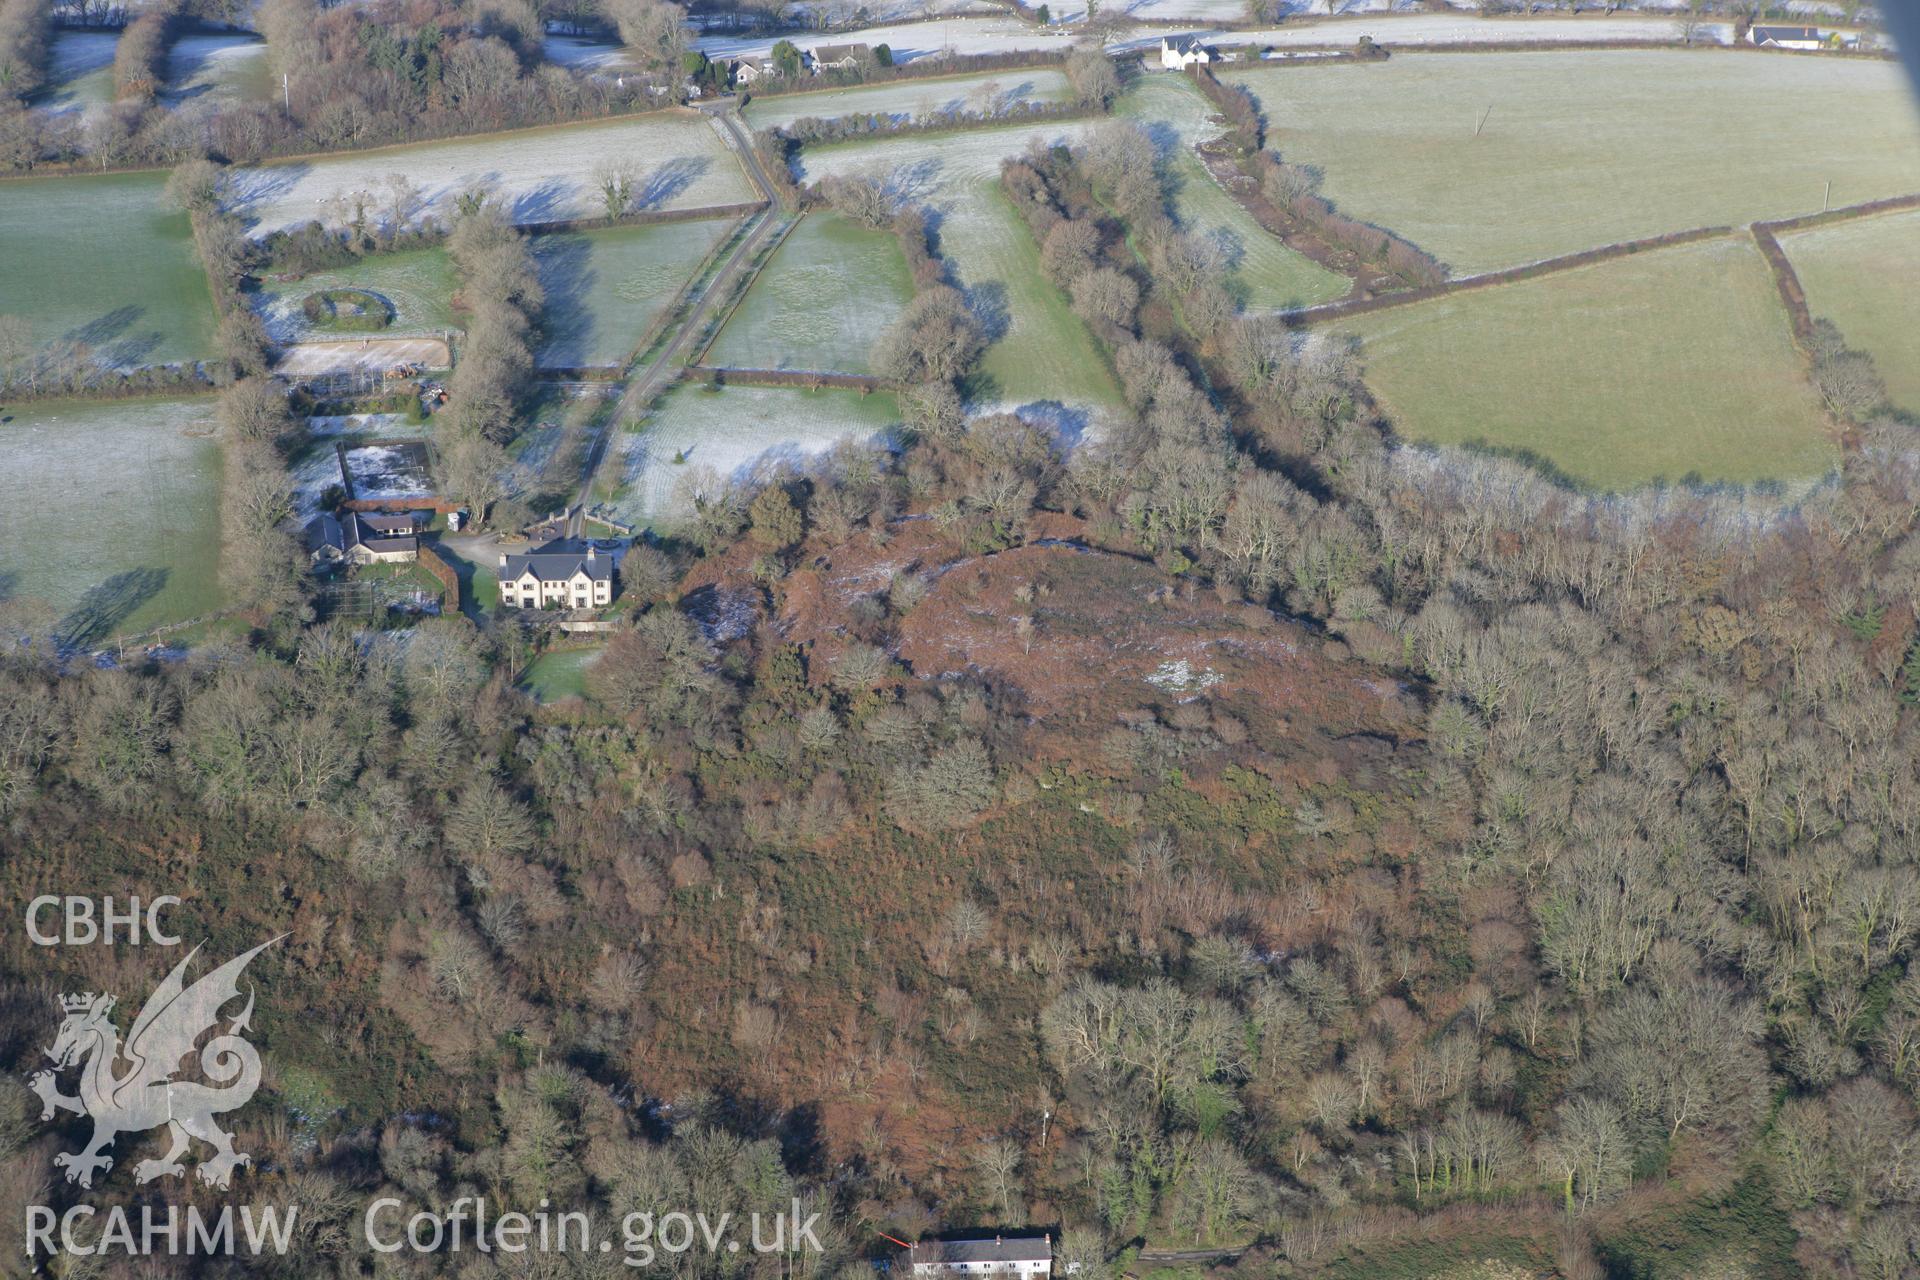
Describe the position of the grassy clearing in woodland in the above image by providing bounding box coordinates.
[606,382,901,525]
[704,213,914,375]
[1222,51,1920,274]
[161,33,272,106]
[742,68,1074,133]
[520,647,606,702]
[226,112,755,237]
[1333,237,1835,490]
[0,172,220,365]
[533,219,735,369]
[1782,208,1920,416]
[798,121,1125,422]
[255,248,459,343]
[1116,75,1347,311]
[35,30,116,116]
[0,399,225,639]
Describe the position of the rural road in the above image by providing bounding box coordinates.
[570,102,785,511]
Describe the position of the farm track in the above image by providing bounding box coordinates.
[571,103,785,512]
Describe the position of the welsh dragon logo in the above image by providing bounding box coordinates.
[29,937,282,1190]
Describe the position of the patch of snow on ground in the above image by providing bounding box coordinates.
[344,443,434,499]
[1146,659,1223,693]
[307,413,413,436]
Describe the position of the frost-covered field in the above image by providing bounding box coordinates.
[0,171,221,365]
[35,29,115,116]
[1117,76,1346,311]
[226,113,755,237]
[743,68,1073,131]
[255,248,459,343]
[543,34,632,69]
[607,383,901,523]
[700,10,1729,66]
[162,33,271,105]
[1333,237,1835,489]
[0,398,225,639]
[1223,50,1920,274]
[533,219,735,368]
[798,120,1125,423]
[699,16,1075,65]
[1783,208,1920,416]
[1167,12,1731,50]
[704,213,914,374]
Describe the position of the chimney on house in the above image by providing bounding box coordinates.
[587,543,596,561]
[498,553,508,568]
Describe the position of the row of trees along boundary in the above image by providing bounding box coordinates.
[733,46,1070,101]
[766,96,1100,147]
[685,366,890,392]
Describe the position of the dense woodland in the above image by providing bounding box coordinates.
[4,26,1920,1280]
[0,0,700,170]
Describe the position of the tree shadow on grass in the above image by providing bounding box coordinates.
[62,306,142,349]
[60,306,165,371]
[55,567,169,652]
[635,157,711,212]
[220,163,310,227]
[532,234,597,367]
[1014,400,1092,449]
[964,280,1011,344]
[511,178,573,225]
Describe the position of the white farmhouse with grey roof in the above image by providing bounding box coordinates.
[1748,25,1829,49]
[906,1235,1052,1280]
[1160,35,1214,70]
[497,539,616,610]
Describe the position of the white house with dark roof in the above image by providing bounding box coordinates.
[1159,34,1214,70]
[906,1235,1052,1280]
[497,539,616,610]
[1749,25,1829,49]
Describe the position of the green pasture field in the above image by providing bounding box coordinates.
[1222,50,1920,274]
[743,68,1074,132]
[1332,236,1837,489]
[1117,75,1347,311]
[606,382,902,524]
[533,219,736,368]
[704,212,915,375]
[0,171,220,365]
[520,647,605,702]
[255,248,458,343]
[1781,208,1920,415]
[797,120,1126,424]
[0,398,225,641]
